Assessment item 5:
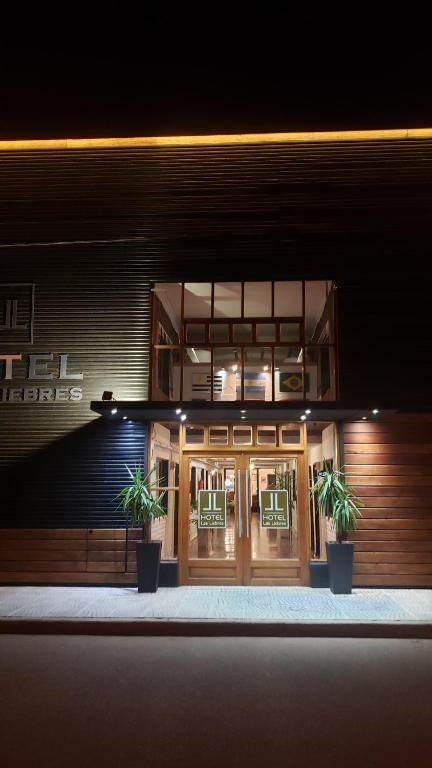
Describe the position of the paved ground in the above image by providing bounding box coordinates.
[1,584,432,622]
[1,634,431,768]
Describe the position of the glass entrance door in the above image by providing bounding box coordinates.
[243,455,304,585]
[182,455,243,584]
[181,453,307,585]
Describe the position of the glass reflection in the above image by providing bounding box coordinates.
[188,457,236,560]
[250,457,298,560]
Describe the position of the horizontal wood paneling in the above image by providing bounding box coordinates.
[0,528,145,585]
[346,421,432,586]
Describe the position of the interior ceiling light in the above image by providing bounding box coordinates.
[263,365,269,371]
[180,414,187,422]
[300,415,307,421]
[362,416,367,420]
[241,410,246,414]
[241,415,246,419]
[175,408,182,415]
[122,416,128,420]
[111,408,118,415]
[372,409,379,415]
[305,409,311,415]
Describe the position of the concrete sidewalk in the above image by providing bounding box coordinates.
[1,585,432,637]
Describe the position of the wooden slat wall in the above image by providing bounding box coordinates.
[345,420,432,586]
[0,529,143,585]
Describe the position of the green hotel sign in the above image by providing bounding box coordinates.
[260,490,289,529]
[198,490,227,529]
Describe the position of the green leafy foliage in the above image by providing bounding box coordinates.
[116,465,167,542]
[311,466,363,543]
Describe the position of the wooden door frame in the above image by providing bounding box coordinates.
[179,451,244,585]
[179,442,310,586]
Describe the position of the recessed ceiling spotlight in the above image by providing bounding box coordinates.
[111,408,118,415]
[372,409,379,415]
[241,410,246,414]
[305,409,311,415]
[263,365,269,372]
[180,414,187,422]
[122,416,128,420]
[362,416,367,420]
[241,416,246,419]
[300,415,307,421]
[175,408,182,415]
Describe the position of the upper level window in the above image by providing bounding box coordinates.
[151,281,337,402]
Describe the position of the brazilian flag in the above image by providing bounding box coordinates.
[279,371,309,393]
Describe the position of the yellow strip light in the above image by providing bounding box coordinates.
[1,128,432,151]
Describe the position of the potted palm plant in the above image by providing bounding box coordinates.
[116,465,167,593]
[311,466,363,594]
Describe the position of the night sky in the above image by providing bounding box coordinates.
[1,35,432,138]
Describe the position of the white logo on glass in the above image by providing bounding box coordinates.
[264,492,284,512]
[203,492,223,512]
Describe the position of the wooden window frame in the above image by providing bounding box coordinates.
[150,281,338,402]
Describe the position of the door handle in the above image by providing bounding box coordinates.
[245,468,250,538]
[237,469,242,537]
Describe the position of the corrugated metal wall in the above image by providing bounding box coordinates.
[0,249,150,527]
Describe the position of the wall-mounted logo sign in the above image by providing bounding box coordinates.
[0,284,83,403]
[260,490,289,529]
[198,490,227,529]
[0,283,34,344]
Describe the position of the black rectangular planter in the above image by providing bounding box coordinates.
[309,561,329,588]
[136,541,162,593]
[159,560,179,587]
[326,542,354,594]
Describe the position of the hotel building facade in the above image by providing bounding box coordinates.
[1,130,431,588]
